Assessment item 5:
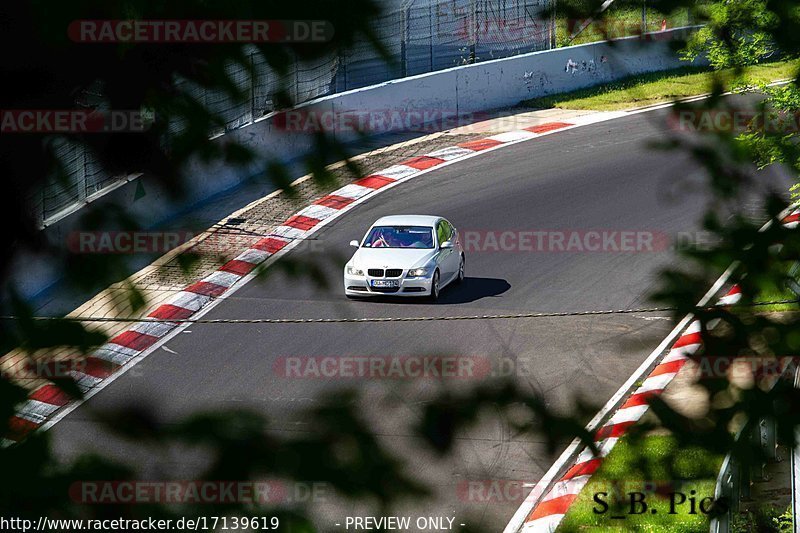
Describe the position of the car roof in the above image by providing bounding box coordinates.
[371,215,442,227]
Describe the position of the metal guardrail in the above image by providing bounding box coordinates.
[710,257,800,532]
[710,423,751,533]
[711,452,739,533]
[711,420,782,532]
[709,375,794,533]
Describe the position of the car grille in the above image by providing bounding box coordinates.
[367,268,403,277]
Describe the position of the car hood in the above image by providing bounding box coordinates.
[350,247,437,269]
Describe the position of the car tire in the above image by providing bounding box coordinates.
[456,255,465,284]
[428,270,440,302]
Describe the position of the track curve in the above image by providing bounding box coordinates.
[49,104,790,531]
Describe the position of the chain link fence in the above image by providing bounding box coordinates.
[36,0,557,226]
[37,0,693,226]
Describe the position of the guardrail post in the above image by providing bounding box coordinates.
[751,421,766,481]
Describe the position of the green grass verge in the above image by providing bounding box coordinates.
[739,262,800,313]
[556,7,690,47]
[751,285,800,313]
[558,435,723,533]
[753,289,799,312]
[522,60,798,111]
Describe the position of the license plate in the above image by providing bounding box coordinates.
[371,279,399,288]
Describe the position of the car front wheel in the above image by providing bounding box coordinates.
[429,270,440,302]
[456,255,465,284]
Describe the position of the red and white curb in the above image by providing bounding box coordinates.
[5,120,585,445]
[509,207,800,533]
[520,285,739,532]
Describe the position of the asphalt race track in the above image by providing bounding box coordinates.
[50,105,791,531]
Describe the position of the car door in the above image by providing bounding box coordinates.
[436,220,458,281]
[444,220,462,281]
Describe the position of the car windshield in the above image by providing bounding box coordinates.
[363,225,434,249]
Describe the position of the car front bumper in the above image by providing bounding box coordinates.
[344,273,433,297]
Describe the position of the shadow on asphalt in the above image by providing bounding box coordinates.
[355,277,511,305]
[439,277,511,304]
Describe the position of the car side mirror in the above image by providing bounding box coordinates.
[440,240,453,249]
[349,240,360,248]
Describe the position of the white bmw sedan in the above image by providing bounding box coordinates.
[344,215,465,300]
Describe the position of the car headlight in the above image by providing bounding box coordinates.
[407,268,429,277]
[346,266,364,276]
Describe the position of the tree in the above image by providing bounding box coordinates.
[4,0,800,531]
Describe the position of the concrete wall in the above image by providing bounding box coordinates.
[18,28,702,304]
[181,27,700,193]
